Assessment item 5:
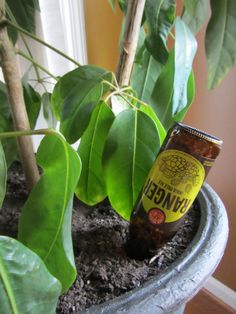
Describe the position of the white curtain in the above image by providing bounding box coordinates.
[18,0,88,149]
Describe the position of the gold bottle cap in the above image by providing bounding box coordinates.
[175,122,223,147]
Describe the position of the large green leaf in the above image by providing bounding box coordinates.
[0,143,7,207]
[103,109,160,220]
[182,0,209,34]
[206,0,236,89]
[145,0,176,63]
[172,17,197,115]
[131,48,162,104]
[51,65,112,143]
[18,133,81,292]
[0,236,61,314]
[6,0,40,43]
[23,82,41,129]
[76,101,115,205]
[151,50,195,130]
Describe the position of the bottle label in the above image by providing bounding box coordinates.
[142,149,205,224]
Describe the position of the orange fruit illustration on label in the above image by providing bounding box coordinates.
[148,208,165,225]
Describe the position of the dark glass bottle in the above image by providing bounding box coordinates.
[127,122,223,260]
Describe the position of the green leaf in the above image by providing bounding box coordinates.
[174,72,195,123]
[18,133,81,292]
[76,101,115,205]
[1,138,18,168]
[131,48,162,104]
[0,143,7,207]
[206,0,236,89]
[23,82,41,129]
[182,0,209,34]
[139,104,166,144]
[0,82,18,166]
[0,82,10,122]
[118,0,127,12]
[6,0,40,43]
[108,0,116,11]
[42,92,57,128]
[51,65,112,143]
[0,236,61,314]
[103,109,160,220]
[173,17,197,115]
[51,79,62,121]
[145,0,176,63]
[151,50,195,130]
[0,81,41,166]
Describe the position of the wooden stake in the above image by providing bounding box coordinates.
[0,0,40,190]
[116,0,146,86]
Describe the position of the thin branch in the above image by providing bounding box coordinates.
[17,49,58,81]
[5,19,81,67]
[0,128,55,139]
[121,91,148,107]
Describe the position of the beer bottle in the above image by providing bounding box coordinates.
[127,122,223,260]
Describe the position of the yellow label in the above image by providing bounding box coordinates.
[142,150,205,224]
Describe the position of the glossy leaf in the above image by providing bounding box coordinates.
[145,0,176,63]
[76,102,115,205]
[182,0,209,34]
[173,17,197,115]
[103,109,160,220]
[0,143,7,207]
[139,104,166,144]
[51,79,62,120]
[0,82,17,166]
[18,133,81,292]
[206,0,236,89]
[23,82,41,129]
[174,71,195,122]
[118,0,127,12]
[51,65,112,143]
[131,48,162,104]
[6,0,40,43]
[42,92,57,128]
[0,236,61,314]
[151,50,195,130]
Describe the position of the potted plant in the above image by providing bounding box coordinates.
[0,0,232,313]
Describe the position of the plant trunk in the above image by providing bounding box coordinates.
[116,0,146,86]
[0,0,40,190]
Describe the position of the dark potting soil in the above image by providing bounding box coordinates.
[0,162,200,313]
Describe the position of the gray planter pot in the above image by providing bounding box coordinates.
[82,183,229,314]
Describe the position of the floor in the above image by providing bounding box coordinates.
[185,289,236,314]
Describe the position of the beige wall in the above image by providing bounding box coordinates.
[84,0,236,290]
[184,29,236,291]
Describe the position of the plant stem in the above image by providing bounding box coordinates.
[0,128,55,139]
[0,1,40,190]
[121,91,148,107]
[5,19,81,67]
[116,0,146,86]
[17,50,58,81]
